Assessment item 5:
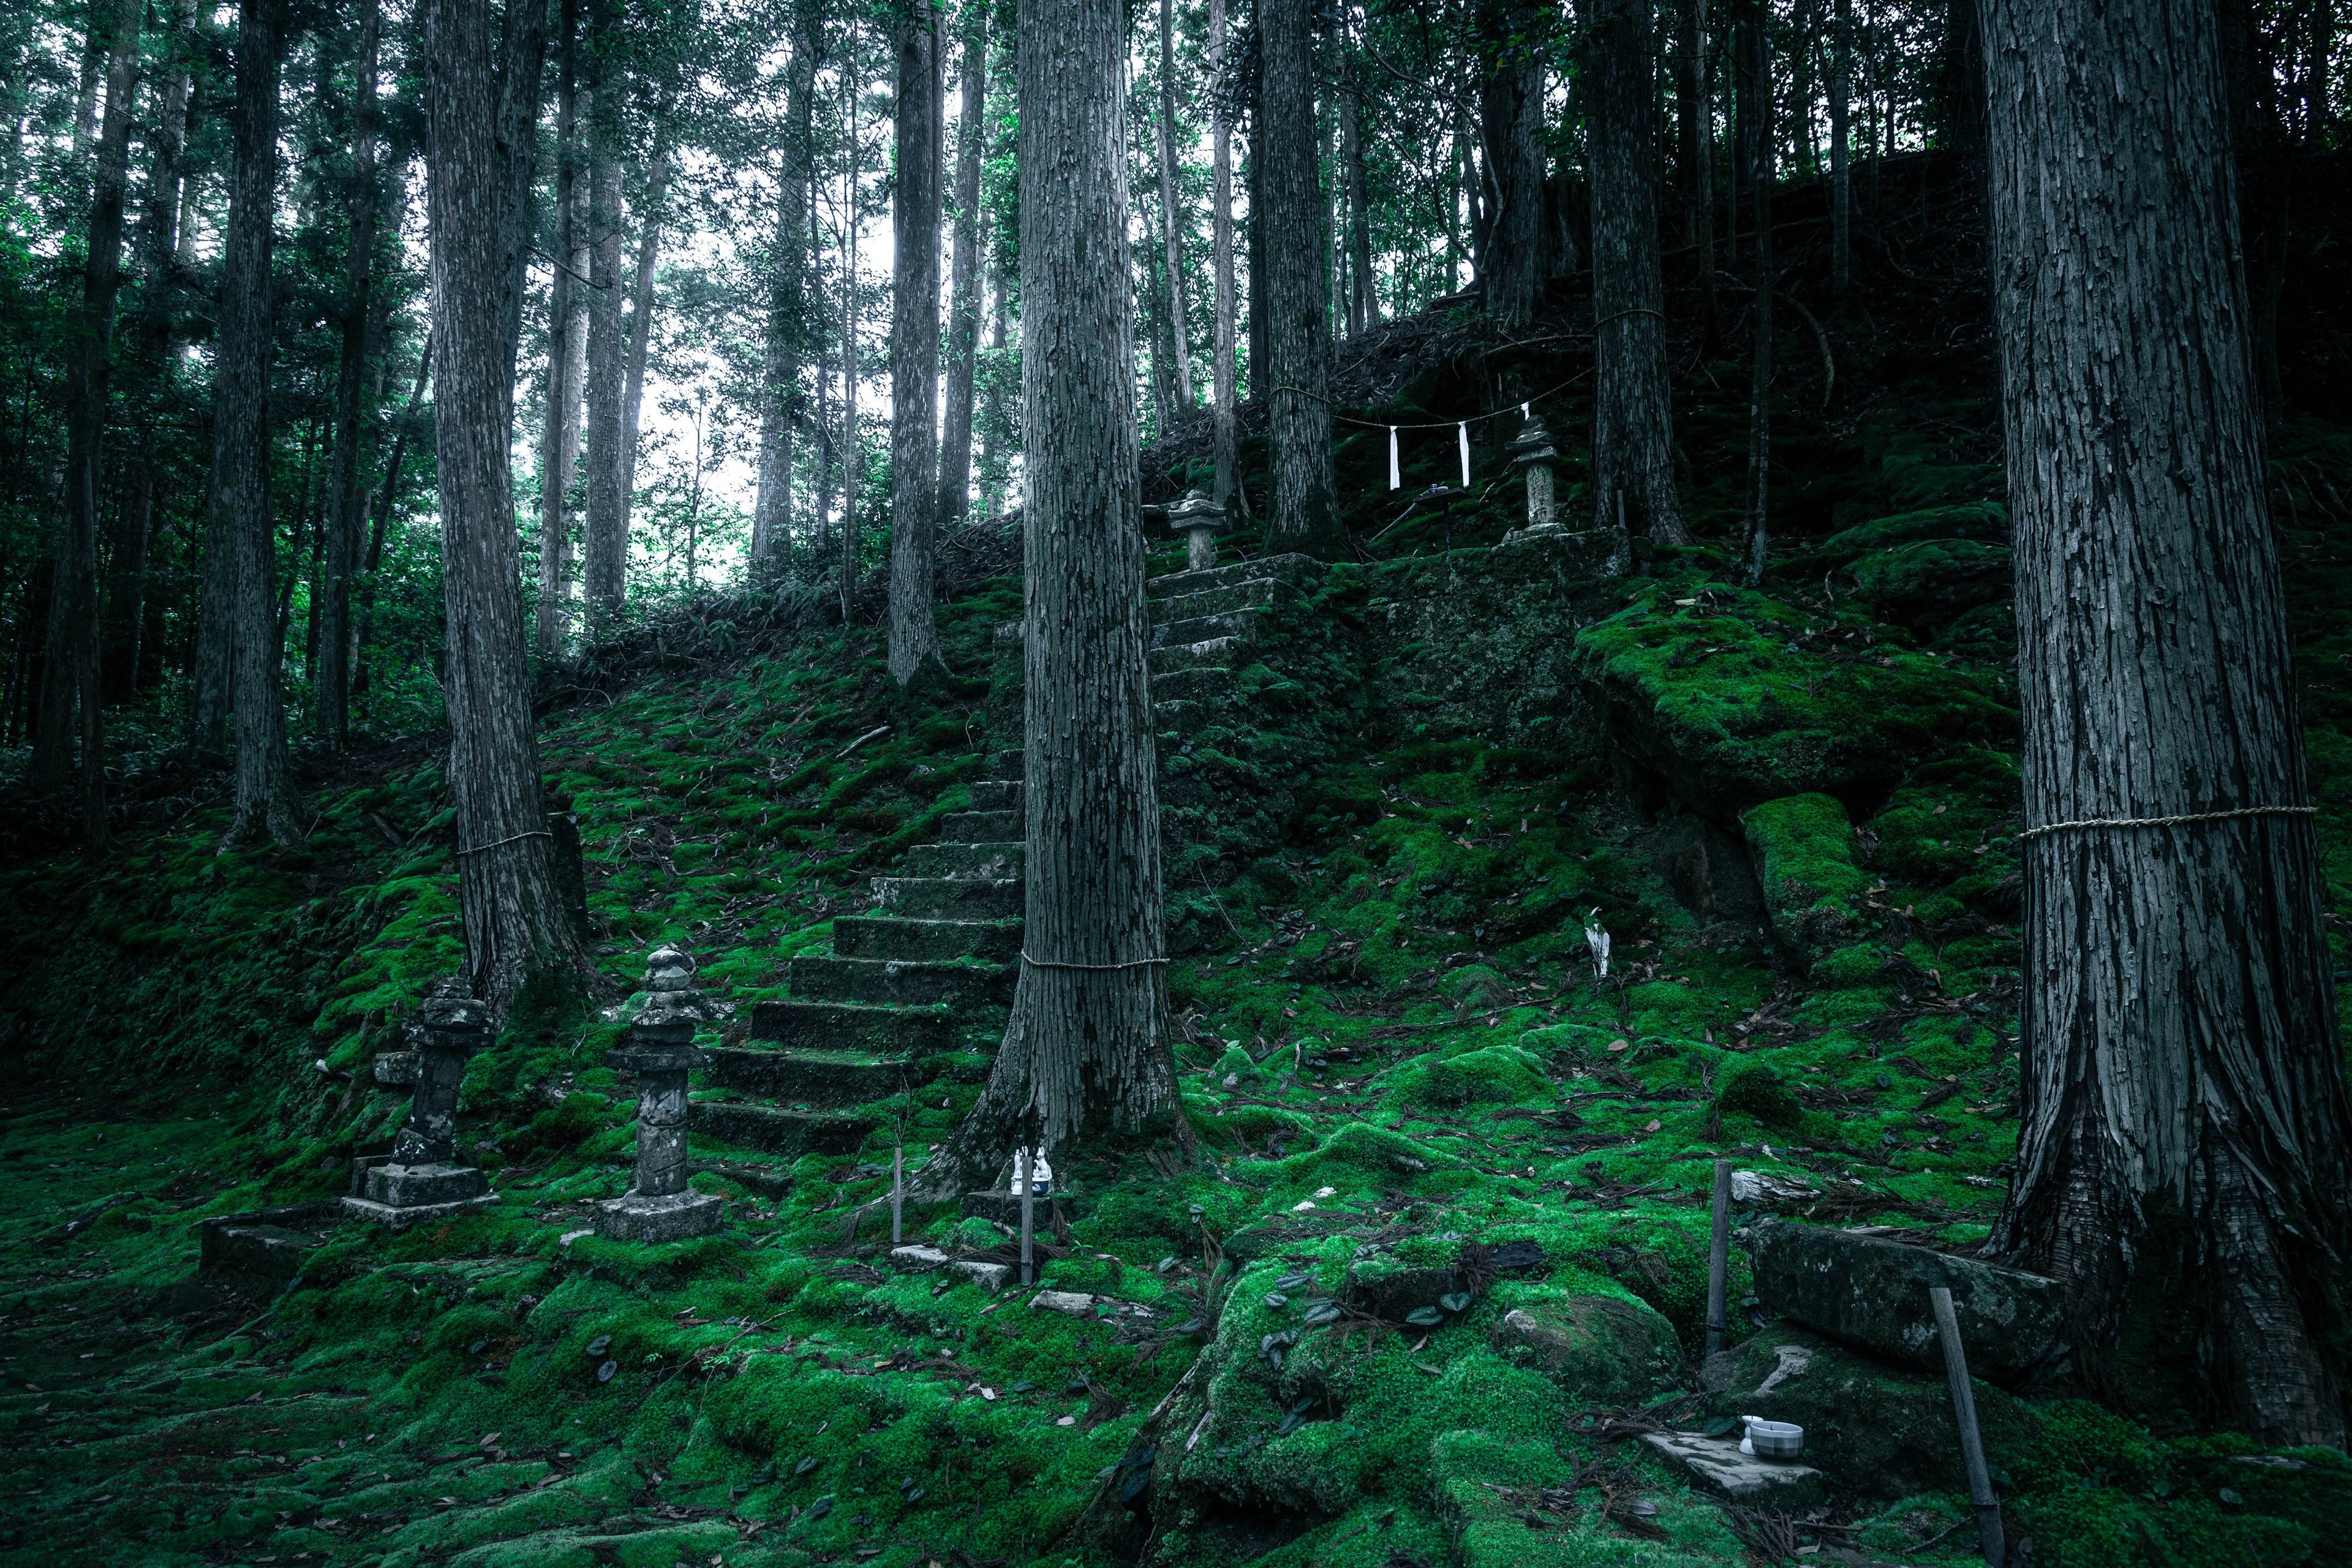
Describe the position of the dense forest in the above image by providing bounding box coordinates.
[4,0,2352,1563]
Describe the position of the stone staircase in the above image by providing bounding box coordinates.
[685,750,1025,1182]
[679,554,1322,1188]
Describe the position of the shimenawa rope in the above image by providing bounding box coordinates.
[2016,805,2315,841]
[1021,952,1170,971]
[456,829,555,856]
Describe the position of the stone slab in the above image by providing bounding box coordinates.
[1640,1432,1825,1506]
[1744,1218,2070,1387]
[831,914,1023,963]
[341,1191,499,1231]
[364,1160,489,1208]
[1030,1290,1097,1316]
[687,1100,880,1155]
[596,1189,724,1243]
[887,1246,1012,1291]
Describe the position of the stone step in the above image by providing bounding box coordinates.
[1151,609,1261,650]
[1150,666,1231,704]
[701,1045,920,1106]
[1148,636,1247,676]
[1145,551,1324,602]
[688,1101,878,1157]
[789,954,1016,1008]
[968,778,1024,812]
[988,748,1023,780]
[748,997,963,1054]
[872,874,1023,920]
[902,841,1023,880]
[1153,698,1216,736]
[832,914,1022,962]
[1148,576,1286,626]
[940,808,1020,841]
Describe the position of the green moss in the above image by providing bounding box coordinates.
[1715,1060,1803,1130]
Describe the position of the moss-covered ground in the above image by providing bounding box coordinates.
[9,197,2352,1564]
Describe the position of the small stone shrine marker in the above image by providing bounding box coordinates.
[595,944,724,1243]
[1163,489,1229,573]
[1506,411,1560,532]
[344,978,499,1229]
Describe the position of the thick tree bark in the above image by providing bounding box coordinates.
[887,0,945,684]
[1476,0,1550,328]
[1340,54,1376,337]
[1738,0,1771,585]
[617,124,671,532]
[1981,0,2352,1448]
[422,0,581,1006]
[838,50,861,625]
[582,0,626,631]
[102,0,198,708]
[1589,0,1687,549]
[920,0,1177,1199]
[1154,0,1194,404]
[1208,0,1238,508]
[319,0,382,747]
[1679,0,1722,356]
[937,2,984,537]
[34,0,140,844]
[535,0,585,657]
[1259,0,1343,557]
[752,5,821,573]
[217,0,301,848]
[1829,0,1850,299]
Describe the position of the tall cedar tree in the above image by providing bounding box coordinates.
[217,0,302,846]
[1588,0,1687,546]
[888,0,946,685]
[582,0,626,628]
[1476,0,1548,327]
[1980,0,2352,1446]
[1154,0,1194,404]
[1738,0,1772,584]
[1208,0,1237,507]
[914,0,1178,1197]
[752,3,822,570]
[35,0,139,844]
[421,0,578,1005]
[534,0,586,657]
[1259,0,1343,557]
[1676,0,1721,355]
[937,3,986,537]
[319,0,382,747]
[617,123,671,531]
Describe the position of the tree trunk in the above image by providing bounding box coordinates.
[1341,53,1376,337]
[887,0,944,685]
[1681,0,1722,356]
[838,48,861,625]
[1259,0,1343,557]
[978,253,1009,519]
[1828,0,1850,300]
[534,0,584,656]
[1155,0,1194,404]
[1589,0,1686,550]
[318,0,380,746]
[582,0,626,631]
[919,0,1177,1200]
[355,327,431,698]
[1246,102,1267,408]
[102,0,197,708]
[34,0,140,845]
[1208,0,1237,508]
[1738,0,1771,586]
[752,12,820,573]
[617,123,671,533]
[937,2,984,537]
[1477,0,1550,327]
[217,0,301,848]
[421,0,581,1006]
[1980,0,2352,1449]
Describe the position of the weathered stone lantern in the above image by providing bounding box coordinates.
[345,978,499,1229]
[596,944,723,1242]
[1163,488,1229,573]
[1506,412,1561,532]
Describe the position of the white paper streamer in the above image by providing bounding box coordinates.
[1457,423,1470,488]
[1388,426,1400,489]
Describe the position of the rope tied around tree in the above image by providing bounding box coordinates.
[2016,805,2316,841]
[454,829,554,856]
[1020,952,1170,971]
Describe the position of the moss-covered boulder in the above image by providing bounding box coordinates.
[1487,1289,1683,1405]
[1847,539,2013,631]
[1699,1325,2033,1500]
[1384,1043,1550,1109]
[1430,1429,1740,1567]
[1820,502,2010,561]
[1741,793,1869,965]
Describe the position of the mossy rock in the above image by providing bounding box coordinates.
[1385,1044,1550,1109]
[1713,1061,1803,1132]
[1741,793,1868,965]
[1430,1430,1739,1566]
[1699,1325,2032,1500]
[1486,1289,1683,1405]
[1820,502,2009,561]
[1846,539,2013,630]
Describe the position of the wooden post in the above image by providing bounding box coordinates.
[1017,1147,1035,1285]
[1929,1285,2006,1564]
[891,1142,903,1247]
[1705,1158,1733,1357]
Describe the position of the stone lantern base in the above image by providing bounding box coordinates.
[595,1188,723,1243]
[341,1160,497,1231]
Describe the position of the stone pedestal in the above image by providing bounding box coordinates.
[1506,413,1559,532]
[345,981,499,1229]
[595,945,723,1243]
[1162,489,1229,573]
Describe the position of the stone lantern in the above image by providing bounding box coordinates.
[1163,489,1229,573]
[1506,412,1560,532]
[596,944,723,1242]
[345,978,499,1229]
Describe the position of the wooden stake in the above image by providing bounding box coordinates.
[891,1142,903,1247]
[1017,1147,1035,1286]
[1929,1285,2006,1565]
[1705,1158,1733,1358]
